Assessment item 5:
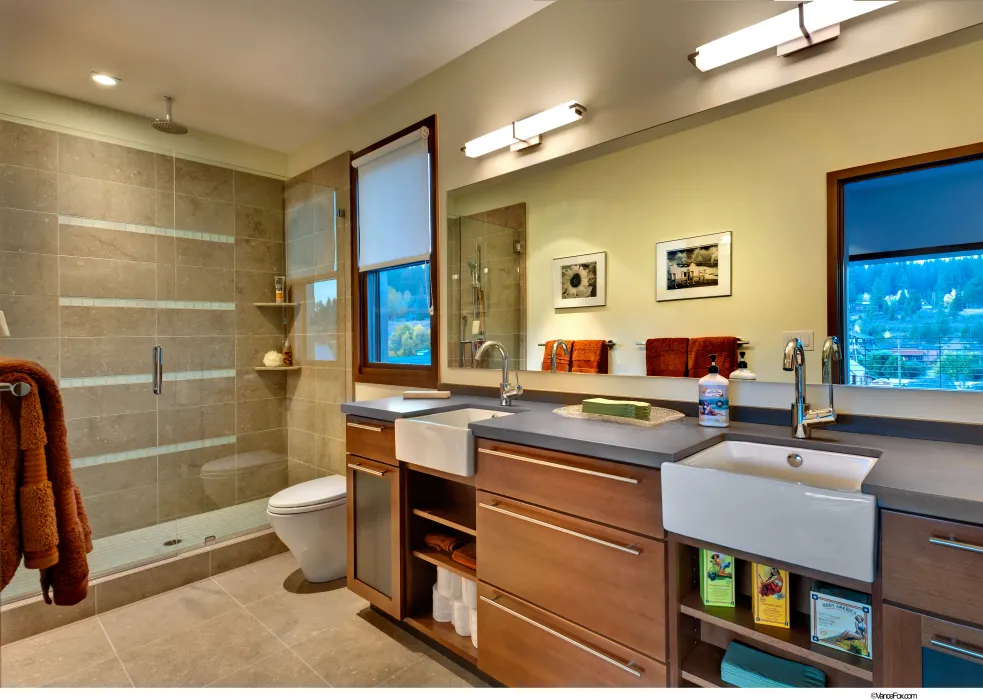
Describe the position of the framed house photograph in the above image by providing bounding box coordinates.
[656,231,732,302]
[552,251,606,309]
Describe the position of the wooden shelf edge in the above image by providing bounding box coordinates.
[680,592,873,682]
[680,642,733,688]
[412,548,477,582]
[404,614,478,664]
[412,507,478,536]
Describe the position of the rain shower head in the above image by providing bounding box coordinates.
[152,96,188,135]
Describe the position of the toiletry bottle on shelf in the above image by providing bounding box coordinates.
[282,339,293,367]
[698,354,730,427]
[730,351,757,381]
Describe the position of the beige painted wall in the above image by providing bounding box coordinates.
[0,82,288,177]
[449,36,983,383]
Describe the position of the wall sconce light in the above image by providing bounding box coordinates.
[690,0,895,72]
[463,101,586,158]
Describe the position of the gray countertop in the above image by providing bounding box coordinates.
[342,394,983,525]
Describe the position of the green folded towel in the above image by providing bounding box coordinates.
[582,398,652,420]
[721,641,826,688]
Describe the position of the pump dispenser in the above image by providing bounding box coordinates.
[698,354,730,427]
[730,351,757,381]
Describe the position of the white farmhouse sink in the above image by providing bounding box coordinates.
[662,440,879,582]
[395,408,511,477]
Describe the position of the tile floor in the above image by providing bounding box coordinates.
[0,552,486,688]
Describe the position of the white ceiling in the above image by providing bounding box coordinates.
[0,0,550,152]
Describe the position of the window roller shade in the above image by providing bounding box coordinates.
[355,127,432,272]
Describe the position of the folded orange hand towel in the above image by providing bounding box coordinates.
[450,542,476,571]
[540,340,572,372]
[688,337,738,379]
[645,338,689,377]
[570,340,609,375]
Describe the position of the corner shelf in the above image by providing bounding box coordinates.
[412,506,477,536]
[404,615,477,664]
[254,366,302,371]
[253,302,299,307]
[411,548,477,582]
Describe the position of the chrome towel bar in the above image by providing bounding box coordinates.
[0,382,31,397]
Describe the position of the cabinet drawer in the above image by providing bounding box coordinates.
[475,438,663,539]
[882,510,983,627]
[883,604,983,687]
[478,583,666,688]
[346,417,397,466]
[477,491,666,661]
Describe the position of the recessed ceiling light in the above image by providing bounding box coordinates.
[90,72,119,87]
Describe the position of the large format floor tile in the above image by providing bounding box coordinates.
[208,649,326,688]
[211,551,300,605]
[244,581,368,646]
[0,618,115,688]
[43,658,132,688]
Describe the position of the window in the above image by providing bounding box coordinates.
[351,116,439,387]
[829,144,983,391]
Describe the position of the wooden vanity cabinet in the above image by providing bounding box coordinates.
[882,605,983,687]
[346,419,403,619]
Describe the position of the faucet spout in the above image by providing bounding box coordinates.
[473,340,522,406]
[550,339,570,373]
[783,336,840,438]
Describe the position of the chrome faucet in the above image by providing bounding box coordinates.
[550,339,570,373]
[473,340,523,406]
[782,336,840,438]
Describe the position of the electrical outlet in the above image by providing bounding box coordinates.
[782,330,814,350]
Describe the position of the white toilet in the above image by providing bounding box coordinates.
[267,475,347,583]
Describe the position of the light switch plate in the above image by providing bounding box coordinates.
[782,330,814,350]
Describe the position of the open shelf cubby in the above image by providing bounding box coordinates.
[669,535,874,689]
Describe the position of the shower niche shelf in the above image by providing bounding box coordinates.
[254,366,301,371]
[253,302,299,307]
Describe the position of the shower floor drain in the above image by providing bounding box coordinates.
[163,538,183,547]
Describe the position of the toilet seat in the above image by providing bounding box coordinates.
[267,475,346,515]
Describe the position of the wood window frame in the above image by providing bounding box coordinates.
[826,140,983,383]
[350,115,440,389]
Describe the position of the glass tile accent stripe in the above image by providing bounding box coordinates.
[57,214,234,244]
[71,435,238,469]
[59,297,235,311]
[60,368,236,389]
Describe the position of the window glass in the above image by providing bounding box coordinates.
[365,261,432,365]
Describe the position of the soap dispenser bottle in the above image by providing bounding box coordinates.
[698,354,730,427]
[730,351,757,381]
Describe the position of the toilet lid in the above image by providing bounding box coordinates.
[268,475,346,510]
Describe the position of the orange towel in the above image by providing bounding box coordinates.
[645,338,689,377]
[688,337,738,379]
[424,532,460,555]
[450,542,476,571]
[570,340,609,375]
[1,360,92,605]
[540,340,572,372]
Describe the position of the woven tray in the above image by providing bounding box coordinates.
[553,404,685,428]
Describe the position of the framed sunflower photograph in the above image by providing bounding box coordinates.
[552,251,606,309]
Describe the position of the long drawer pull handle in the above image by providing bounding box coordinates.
[477,448,638,484]
[349,422,384,432]
[931,639,983,662]
[349,463,387,478]
[479,503,640,555]
[930,537,983,555]
[480,595,642,678]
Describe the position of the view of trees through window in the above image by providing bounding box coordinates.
[846,252,983,390]
[367,261,432,365]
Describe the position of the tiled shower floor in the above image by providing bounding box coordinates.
[2,498,270,603]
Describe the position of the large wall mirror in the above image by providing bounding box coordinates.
[446,47,983,391]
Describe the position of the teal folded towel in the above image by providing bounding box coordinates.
[721,641,826,688]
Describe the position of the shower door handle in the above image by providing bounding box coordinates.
[153,345,163,395]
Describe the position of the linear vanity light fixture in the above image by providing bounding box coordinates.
[463,101,586,158]
[690,0,896,72]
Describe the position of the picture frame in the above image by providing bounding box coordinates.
[552,251,606,309]
[656,231,732,302]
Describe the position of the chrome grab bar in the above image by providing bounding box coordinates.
[930,537,983,555]
[348,422,383,432]
[477,448,639,485]
[479,502,640,556]
[480,595,642,678]
[0,382,31,397]
[931,639,983,662]
[348,463,387,478]
[153,345,163,395]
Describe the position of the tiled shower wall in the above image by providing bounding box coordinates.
[284,153,353,480]
[0,117,288,546]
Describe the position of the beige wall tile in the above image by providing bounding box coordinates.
[157,264,234,302]
[57,173,154,224]
[158,376,236,410]
[155,154,175,192]
[59,256,156,299]
[236,397,284,433]
[155,192,174,227]
[0,617,114,688]
[161,335,235,372]
[316,435,346,474]
[175,237,234,269]
[236,458,288,503]
[175,158,234,202]
[61,383,156,420]
[208,531,288,577]
[84,483,157,538]
[233,171,283,210]
[286,234,315,274]
[72,456,157,498]
[60,336,148,377]
[235,367,286,402]
[95,550,210,614]
[0,252,56,296]
[285,178,313,210]
[286,397,317,433]
[0,119,57,171]
[235,302,283,336]
[234,204,284,242]
[57,133,155,188]
[287,428,317,467]
[285,200,315,241]
[158,469,235,521]
[311,153,350,189]
[285,367,316,399]
[234,269,278,304]
[315,367,347,403]
[158,442,236,481]
[0,293,59,337]
[287,459,321,485]
[235,427,286,461]
[157,308,234,337]
[0,164,57,212]
[317,401,346,440]
[60,306,156,338]
[67,410,157,458]
[0,337,59,370]
[235,237,283,273]
[0,593,96,647]
[0,207,57,254]
[235,334,284,368]
[159,402,236,445]
[155,234,175,264]
[175,193,233,235]
[59,223,157,262]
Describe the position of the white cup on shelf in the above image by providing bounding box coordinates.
[452,599,471,637]
[432,584,453,623]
